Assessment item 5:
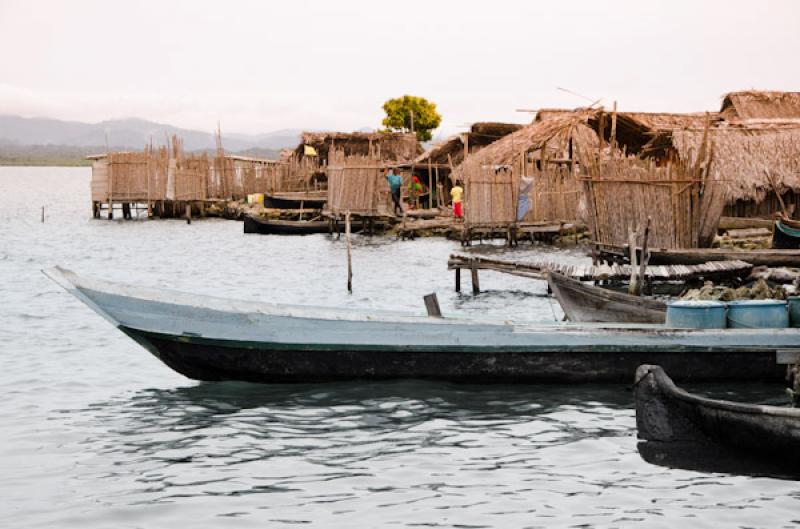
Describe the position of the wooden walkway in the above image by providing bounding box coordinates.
[447,254,753,291]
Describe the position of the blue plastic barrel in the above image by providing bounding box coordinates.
[665,300,727,329]
[788,297,800,328]
[726,300,789,329]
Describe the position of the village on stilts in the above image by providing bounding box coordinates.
[50,88,800,391]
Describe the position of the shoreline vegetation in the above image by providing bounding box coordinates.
[0,145,282,167]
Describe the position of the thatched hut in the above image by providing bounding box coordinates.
[297,131,421,165]
[453,109,601,228]
[410,122,523,209]
[415,122,524,170]
[672,124,800,218]
[614,92,800,219]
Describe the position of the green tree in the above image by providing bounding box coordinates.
[381,95,442,142]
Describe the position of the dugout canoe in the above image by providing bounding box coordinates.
[244,215,332,235]
[44,267,797,384]
[547,271,666,324]
[635,364,800,467]
[263,191,327,210]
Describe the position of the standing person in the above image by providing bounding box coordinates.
[450,180,464,219]
[516,175,533,221]
[408,175,426,209]
[386,168,403,215]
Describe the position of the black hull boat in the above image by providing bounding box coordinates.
[42,268,797,384]
[263,192,326,210]
[547,271,666,323]
[244,215,332,235]
[635,364,800,469]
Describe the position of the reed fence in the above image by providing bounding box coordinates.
[327,149,383,216]
[579,154,722,249]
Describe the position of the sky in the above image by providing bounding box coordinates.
[0,0,799,137]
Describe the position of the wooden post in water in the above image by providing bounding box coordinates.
[345,211,353,293]
[185,203,192,224]
[627,225,639,296]
[424,293,442,317]
[637,217,652,295]
[41,205,44,223]
[470,258,480,294]
[455,268,461,292]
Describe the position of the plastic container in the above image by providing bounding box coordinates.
[247,193,264,206]
[665,300,727,329]
[727,300,789,329]
[788,296,800,328]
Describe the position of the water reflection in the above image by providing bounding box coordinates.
[637,441,800,481]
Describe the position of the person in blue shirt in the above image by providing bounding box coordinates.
[386,168,403,215]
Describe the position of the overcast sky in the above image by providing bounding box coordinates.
[1,0,798,136]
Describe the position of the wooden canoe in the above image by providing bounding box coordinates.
[635,364,800,468]
[547,271,666,324]
[43,267,798,383]
[263,191,327,210]
[244,215,333,235]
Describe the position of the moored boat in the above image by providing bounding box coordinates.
[263,191,327,210]
[45,267,797,384]
[547,271,666,323]
[635,364,800,467]
[243,215,332,235]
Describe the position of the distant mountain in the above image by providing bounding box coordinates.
[0,115,304,152]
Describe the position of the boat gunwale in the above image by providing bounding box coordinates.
[637,364,800,418]
[43,266,800,336]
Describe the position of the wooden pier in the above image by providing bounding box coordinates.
[447,254,753,293]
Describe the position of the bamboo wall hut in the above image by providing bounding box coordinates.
[579,110,725,249]
[326,148,384,217]
[454,109,600,228]
[580,153,723,250]
[88,146,169,217]
[605,92,800,220]
[209,154,282,200]
[412,122,523,208]
[169,137,208,202]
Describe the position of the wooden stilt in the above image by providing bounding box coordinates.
[470,259,480,294]
[108,201,113,220]
[638,217,652,295]
[627,225,639,295]
[455,268,461,292]
[186,203,192,224]
[345,211,353,293]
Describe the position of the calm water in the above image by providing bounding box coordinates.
[2,167,799,528]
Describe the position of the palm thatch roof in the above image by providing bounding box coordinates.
[590,111,716,158]
[671,124,800,203]
[720,91,800,122]
[415,122,523,167]
[452,108,601,172]
[297,131,421,163]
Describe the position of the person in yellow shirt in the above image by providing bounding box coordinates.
[450,181,464,218]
